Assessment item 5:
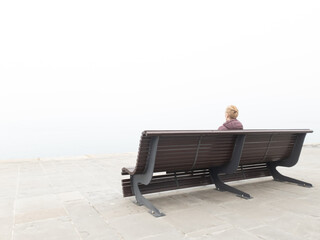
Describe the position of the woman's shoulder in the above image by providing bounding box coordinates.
[224,119,243,130]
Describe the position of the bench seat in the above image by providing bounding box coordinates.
[122,163,271,197]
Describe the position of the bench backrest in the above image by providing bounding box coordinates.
[130,130,312,174]
[241,132,296,164]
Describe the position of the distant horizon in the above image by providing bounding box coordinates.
[0,128,318,161]
[1,142,319,162]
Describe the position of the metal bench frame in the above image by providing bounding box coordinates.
[122,130,313,217]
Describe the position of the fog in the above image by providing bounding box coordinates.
[1,1,319,160]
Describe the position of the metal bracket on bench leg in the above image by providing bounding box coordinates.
[130,136,165,217]
[267,133,312,188]
[209,135,252,199]
[209,169,252,199]
[267,164,312,187]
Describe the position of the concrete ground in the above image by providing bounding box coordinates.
[0,145,319,240]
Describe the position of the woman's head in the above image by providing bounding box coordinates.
[225,105,239,120]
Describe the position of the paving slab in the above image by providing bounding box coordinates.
[13,217,80,240]
[63,199,120,240]
[109,213,178,240]
[14,194,67,224]
[0,216,13,240]
[210,227,262,240]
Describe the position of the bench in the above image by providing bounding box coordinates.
[121,129,313,217]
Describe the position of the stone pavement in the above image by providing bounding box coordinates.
[0,146,319,240]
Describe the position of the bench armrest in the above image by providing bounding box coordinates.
[122,167,135,175]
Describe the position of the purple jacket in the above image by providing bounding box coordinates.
[218,119,243,130]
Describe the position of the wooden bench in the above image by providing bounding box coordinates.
[121,129,313,217]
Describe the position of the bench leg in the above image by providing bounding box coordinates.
[131,175,165,217]
[209,169,252,199]
[267,164,312,188]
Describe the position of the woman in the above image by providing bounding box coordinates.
[218,105,243,130]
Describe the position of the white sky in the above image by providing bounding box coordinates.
[1,1,319,159]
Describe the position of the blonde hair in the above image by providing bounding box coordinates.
[226,105,239,119]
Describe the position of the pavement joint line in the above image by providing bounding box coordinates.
[11,164,21,240]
